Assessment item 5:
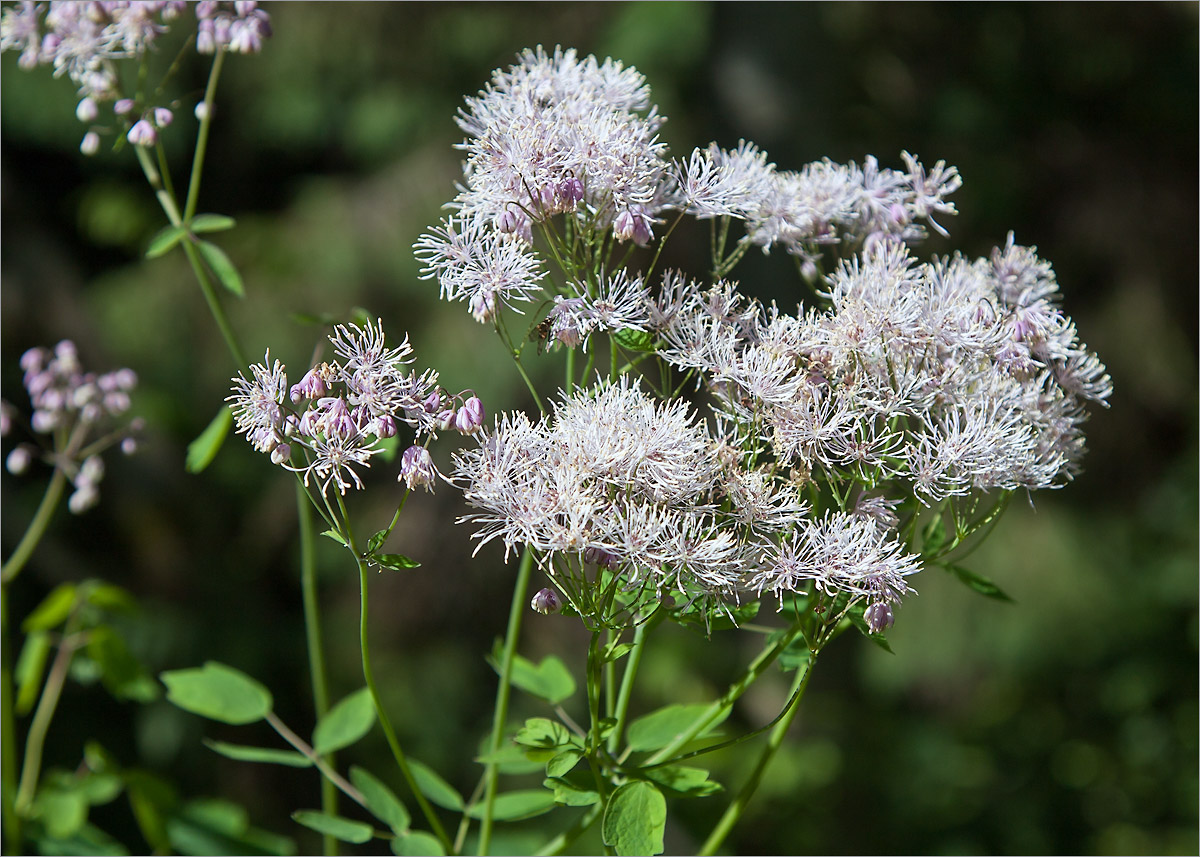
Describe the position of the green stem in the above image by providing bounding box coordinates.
[478,547,534,856]
[606,610,660,755]
[264,711,364,808]
[184,49,226,223]
[697,650,817,856]
[296,486,337,856]
[352,544,452,853]
[1,586,19,852]
[1,468,68,587]
[643,621,806,768]
[12,622,85,817]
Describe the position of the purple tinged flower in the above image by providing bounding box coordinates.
[372,414,398,439]
[558,176,584,208]
[469,289,497,324]
[496,207,523,235]
[423,391,442,413]
[127,119,156,147]
[399,445,437,492]
[76,97,98,122]
[455,396,485,435]
[121,437,137,455]
[68,484,99,514]
[435,408,456,431]
[113,98,134,116]
[154,106,173,127]
[269,442,291,465]
[613,208,653,245]
[530,587,562,615]
[864,601,895,634]
[80,131,100,156]
[290,366,328,402]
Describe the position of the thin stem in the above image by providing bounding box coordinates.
[347,517,452,854]
[697,651,817,856]
[642,621,806,768]
[296,485,337,856]
[181,239,249,368]
[534,804,602,856]
[478,547,534,856]
[1,468,68,586]
[1,585,19,851]
[265,711,364,808]
[606,609,661,755]
[12,624,85,817]
[184,49,226,222]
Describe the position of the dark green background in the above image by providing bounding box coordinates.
[2,3,1196,854]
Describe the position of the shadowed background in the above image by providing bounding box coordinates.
[2,3,1196,854]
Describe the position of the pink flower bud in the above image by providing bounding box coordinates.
[530,587,562,615]
[113,98,135,116]
[76,98,98,123]
[127,119,157,147]
[558,177,584,208]
[864,602,895,634]
[455,396,485,435]
[80,131,101,156]
[469,289,497,324]
[6,447,32,475]
[154,107,174,128]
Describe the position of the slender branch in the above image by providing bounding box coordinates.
[264,711,364,808]
[478,547,534,855]
[698,651,817,856]
[296,485,337,855]
[1,468,68,586]
[183,49,226,223]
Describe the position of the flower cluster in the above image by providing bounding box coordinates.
[227,320,480,498]
[431,46,1110,632]
[453,376,919,623]
[1,0,271,154]
[1,340,140,514]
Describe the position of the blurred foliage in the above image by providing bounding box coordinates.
[1,2,1196,854]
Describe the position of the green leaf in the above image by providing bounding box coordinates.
[367,529,389,554]
[407,758,463,811]
[945,563,1014,602]
[513,717,573,751]
[777,635,812,672]
[626,703,729,752]
[196,239,244,297]
[612,327,657,353]
[313,687,375,755]
[15,631,52,714]
[390,830,444,856]
[465,790,556,821]
[474,735,544,775]
[543,777,600,807]
[31,821,130,856]
[488,648,576,705]
[160,661,273,725]
[88,626,159,702]
[373,553,421,571]
[350,766,410,834]
[291,811,373,845]
[845,606,895,654]
[204,740,312,768]
[83,582,138,613]
[78,772,123,805]
[168,796,297,855]
[186,407,232,473]
[190,213,236,233]
[602,781,666,856]
[602,642,634,663]
[643,765,722,797]
[33,786,88,839]
[545,749,583,778]
[145,224,187,259]
[320,529,347,546]
[22,583,78,632]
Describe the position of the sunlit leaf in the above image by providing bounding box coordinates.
[186,407,232,474]
[312,688,375,755]
[161,662,272,725]
[204,740,312,768]
[291,811,372,844]
[350,766,410,834]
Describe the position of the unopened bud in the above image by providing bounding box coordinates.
[864,601,895,634]
[113,98,135,116]
[76,97,98,122]
[154,107,174,128]
[80,131,101,156]
[6,446,32,475]
[455,397,485,435]
[127,119,157,147]
[530,587,562,615]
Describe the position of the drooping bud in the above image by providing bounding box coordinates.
[864,601,895,634]
[583,546,618,568]
[80,131,101,157]
[530,587,562,615]
[76,97,98,123]
[269,442,291,465]
[127,119,157,147]
[469,289,497,324]
[558,177,584,209]
[154,107,174,128]
[455,396,485,435]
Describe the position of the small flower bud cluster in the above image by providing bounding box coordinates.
[227,320,478,497]
[0,0,270,155]
[2,340,141,515]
